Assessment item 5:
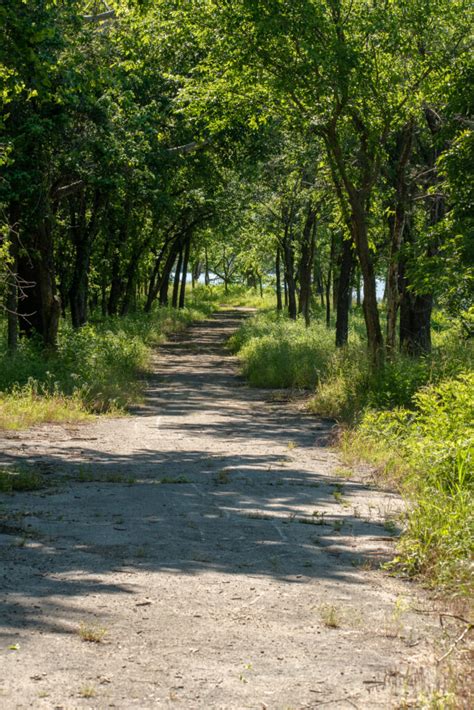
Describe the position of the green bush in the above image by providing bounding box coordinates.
[229,311,362,389]
[0,301,214,428]
[346,374,474,593]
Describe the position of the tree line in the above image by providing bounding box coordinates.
[1,1,472,362]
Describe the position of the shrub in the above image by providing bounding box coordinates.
[0,301,214,429]
[344,374,474,593]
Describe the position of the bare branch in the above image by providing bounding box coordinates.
[53,180,85,201]
[83,10,116,23]
[168,140,211,155]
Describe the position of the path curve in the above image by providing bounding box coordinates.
[0,309,441,708]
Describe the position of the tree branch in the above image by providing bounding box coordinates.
[83,10,116,23]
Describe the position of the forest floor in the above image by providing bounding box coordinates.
[0,310,463,709]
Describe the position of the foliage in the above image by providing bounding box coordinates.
[232,309,473,414]
[345,374,474,592]
[229,310,345,388]
[0,301,213,428]
[0,467,45,493]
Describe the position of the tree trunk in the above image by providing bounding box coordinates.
[325,232,336,327]
[121,247,144,316]
[335,236,354,347]
[6,204,20,352]
[179,237,191,309]
[325,127,384,366]
[172,249,183,308]
[275,248,283,311]
[399,257,433,355]
[18,216,60,349]
[386,121,414,354]
[69,191,101,328]
[282,228,297,320]
[159,237,183,307]
[204,246,210,286]
[298,207,317,326]
[108,252,123,316]
[356,268,361,307]
[351,200,384,366]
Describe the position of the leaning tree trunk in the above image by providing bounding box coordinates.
[325,126,384,367]
[350,199,384,366]
[159,236,183,307]
[171,249,183,308]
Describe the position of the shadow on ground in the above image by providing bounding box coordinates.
[0,310,399,639]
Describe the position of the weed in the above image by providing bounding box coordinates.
[269,555,280,570]
[159,476,191,484]
[299,516,324,526]
[415,690,457,709]
[0,467,44,493]
[352,557,378,571]
[334,466,353,479]
[319,604,342,628]
[0,302,215,430]
[78,622,107,643]
[77,468,136,485]
[384,518,398,534]
[79,686,97,698]
[247,511,274,520]
[383,596,410,638]
[215,470,230,484]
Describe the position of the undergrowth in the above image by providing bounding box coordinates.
[0,467,45,492]
[342,374,473,593]
[228,308,360,388]
[0,301,213,429]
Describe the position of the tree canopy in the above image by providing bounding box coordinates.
[1,0,473,357]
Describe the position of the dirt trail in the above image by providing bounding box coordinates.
[0,310,444,708]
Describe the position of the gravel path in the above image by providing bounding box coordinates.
[0,309,444,708]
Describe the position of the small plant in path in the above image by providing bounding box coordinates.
[78,622,107,643]
[319,604,342,628]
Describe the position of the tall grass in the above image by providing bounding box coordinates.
[0,302,213,429]
[199,283,278,309]
[228,309,364,389]
[343,374,473,593]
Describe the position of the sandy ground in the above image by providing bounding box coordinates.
[0,310,456,709]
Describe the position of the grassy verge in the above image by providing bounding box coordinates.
[0,299,215,430]
[231,309,473,595]
[341,374,473,593]
[203,283,278,309]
